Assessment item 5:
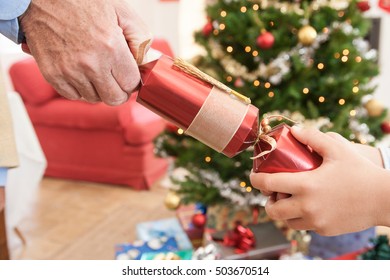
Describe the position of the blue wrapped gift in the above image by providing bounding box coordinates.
[136,218,193,251]
[115,236,178,260]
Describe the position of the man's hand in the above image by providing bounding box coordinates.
[20,0,152,105]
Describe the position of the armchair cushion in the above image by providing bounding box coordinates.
[9,58,57,106]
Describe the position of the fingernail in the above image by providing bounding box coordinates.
[291,125,302,132]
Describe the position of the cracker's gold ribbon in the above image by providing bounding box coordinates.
[173,57,251,105]
[251,115,297,160]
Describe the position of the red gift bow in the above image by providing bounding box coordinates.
[223,222,256,254]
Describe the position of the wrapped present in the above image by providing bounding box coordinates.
[137,55,322,173]
[115,236,178,260]
[141,249,193,260]
[211,222,290,260]
[176,204,206,248]
[206,204,269,231]
[136,217,193,251]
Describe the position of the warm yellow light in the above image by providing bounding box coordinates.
[323,27,329,33]
[268,91,275,98]
[205,156,212,163]
[226,76,233,82]
[343,49,350,56]
[240,181,246,188]
[177,128,184,135]
[227,46,233,53]
[341,56,348,62]
[352,86,359,94]
[353,79,359,85]
[219,23,226,30]
[213,29,219,35]
[253,80,260,87]
[338,11,345,17]
[334,53,341,59]
[339,99,345,105]
[360,138,367,145]
[264,82,271,89]
[246,186,252,192]
[317,63,324,70]
[303,88,310,94]
[252,50,259,57]
[355,56,362,63]
[350,110,357,116]
[270,21,274,27]
[253,4,259,11]
[319,96,325,103]
[220,10,227,17]
[245,46,252,52]
[241,6,247,13]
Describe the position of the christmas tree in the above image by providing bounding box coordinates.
[157,0,387,208]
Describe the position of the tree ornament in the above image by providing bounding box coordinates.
[298,25,317,46]
[192,213,207,228]
[202,21,213,37]
[164,191,181,210]
[364,99,384,117]
[256,31,275,50]
[381,121,390,134]
[357,1,370,12]
[234,78,244,88]
[379,0,390,13]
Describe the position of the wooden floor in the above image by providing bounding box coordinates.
[9,177,174,260]
[8,177,390,260]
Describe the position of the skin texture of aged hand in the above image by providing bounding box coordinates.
[250,126,390,236]
[20,0,152,105]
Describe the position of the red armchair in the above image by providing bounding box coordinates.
[8,39,174,190]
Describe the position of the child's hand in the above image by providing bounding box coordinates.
[250,126,390,236]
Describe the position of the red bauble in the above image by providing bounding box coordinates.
[202,22,213,37]
[234,78,244,88]
[357,1,370,12]
[256,32,275,49]
[379,0,390,13]
[192,213,207,228]
[381,121,390,134]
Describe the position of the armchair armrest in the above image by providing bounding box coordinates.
[117,94,166,145]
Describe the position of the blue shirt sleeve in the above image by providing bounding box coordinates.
[0,168,7,187]
[0,0,31,43]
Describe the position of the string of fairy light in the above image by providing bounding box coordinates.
[208,2,371,110]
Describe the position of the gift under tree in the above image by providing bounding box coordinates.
[153,0,389,258]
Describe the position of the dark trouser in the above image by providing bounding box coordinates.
[0,187,9,260]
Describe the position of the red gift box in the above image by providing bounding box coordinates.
[253,123,322,173]
[176,204,205,248]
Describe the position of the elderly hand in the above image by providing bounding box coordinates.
[20,0,152,105]
[250,126,390,236]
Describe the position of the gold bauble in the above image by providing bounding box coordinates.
[298,25,317,45]
[164,191,181,210]
[365,99,384,117]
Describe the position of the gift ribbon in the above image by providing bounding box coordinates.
[223,222,256,253]
[251,115,297,160]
